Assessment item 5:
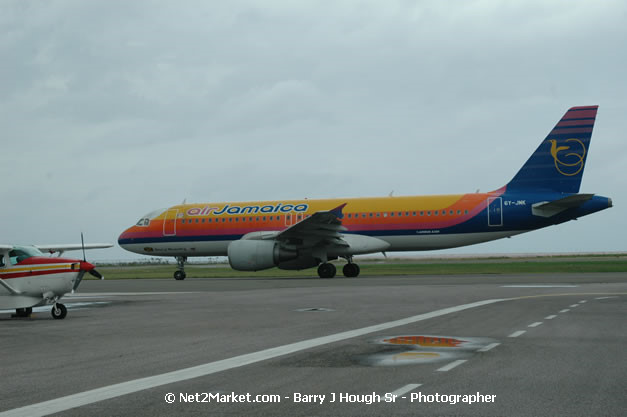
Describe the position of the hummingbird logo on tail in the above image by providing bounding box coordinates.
[548,138,586,176]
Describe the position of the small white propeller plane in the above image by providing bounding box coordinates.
[0,242,112,320]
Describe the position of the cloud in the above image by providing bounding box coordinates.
[1,0,625,260]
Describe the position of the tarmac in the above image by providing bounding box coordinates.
[1,272,625,416]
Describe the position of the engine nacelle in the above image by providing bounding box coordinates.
[228,240,297,271]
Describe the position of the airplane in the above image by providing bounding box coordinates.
[118,105,612,279]
[0,243,112,319]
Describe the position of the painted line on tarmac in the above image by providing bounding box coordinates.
[501,285,578,288]
[528,322,543,328]
[66,292,198,297]
[477,342,500,352]
[545,315,557,320]
[390,384,422,397]
[508,330,526,338]
[559,308,570,313]
[437,359,467,372]
[0,298,504,417]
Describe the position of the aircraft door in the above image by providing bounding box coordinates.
[487,197,503,227]
[284,213,303,227]
[163,209,179,236]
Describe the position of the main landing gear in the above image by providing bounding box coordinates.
[317,262,336,278]
[174,256,187,280]
[342,262,360,278]
[317,259,361,279]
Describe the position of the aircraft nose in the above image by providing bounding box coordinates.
[118,228,132,246]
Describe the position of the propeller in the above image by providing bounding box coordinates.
[72,233,104,291]
[81,232,103,279]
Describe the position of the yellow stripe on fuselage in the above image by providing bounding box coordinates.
[162,195,469,219]
[1,264,72,274]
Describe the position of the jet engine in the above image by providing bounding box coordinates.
[227,240,297,271]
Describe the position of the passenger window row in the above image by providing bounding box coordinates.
[346,209,468,219]
[177,210,470,225]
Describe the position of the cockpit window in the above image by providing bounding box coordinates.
[9,246,43,265]
[135,208,166,227]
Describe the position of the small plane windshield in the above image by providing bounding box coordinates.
[9,246,44,265]
[136,208,166,227]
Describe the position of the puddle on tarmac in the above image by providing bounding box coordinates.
[363,335,497,366]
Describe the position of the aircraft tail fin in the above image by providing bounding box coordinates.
[506,105,598,194]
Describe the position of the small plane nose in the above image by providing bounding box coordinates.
[79,261,95,271]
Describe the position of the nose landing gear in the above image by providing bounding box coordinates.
[174,256,187,280]
[51,303,67,320]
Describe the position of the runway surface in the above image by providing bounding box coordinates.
[1,273,625,416]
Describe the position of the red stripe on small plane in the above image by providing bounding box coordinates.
[17,256,82,265]
[0,269,76,279]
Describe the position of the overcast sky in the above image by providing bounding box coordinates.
[1,0,625,262]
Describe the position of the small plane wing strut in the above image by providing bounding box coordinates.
[0,278,21,295]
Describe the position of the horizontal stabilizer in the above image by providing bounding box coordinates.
[532,194,594,217]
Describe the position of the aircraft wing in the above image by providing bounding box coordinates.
[0,244,13,254]
[531,194,595,217]
[35,243,113,255]
[275,203,348,249]
[237,203,389,262]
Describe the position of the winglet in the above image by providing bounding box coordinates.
[329,203,347,219]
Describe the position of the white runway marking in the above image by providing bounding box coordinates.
[570,304,579,308]
[437,359,467,372]
[477,342,500,352]
[508,330,526,338]
[595,296,617,300]
[578,300,587,303]
[559,308,570,313]
[545,315,557,320]
[0,298,504,417]
[528,322,543,328]
[67,292,197,297]
[501,285,578,288]
[390,383,422,397]
[0,302,110,314]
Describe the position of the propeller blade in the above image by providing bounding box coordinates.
[73,270,87,291]
[88,269,104,280]
[81,232,86,262]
